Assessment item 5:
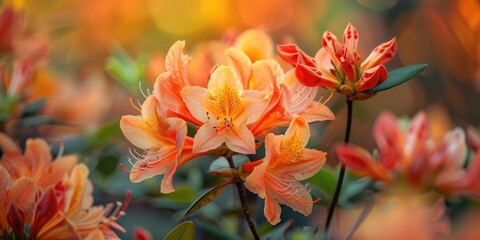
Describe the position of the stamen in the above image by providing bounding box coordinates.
[129,97,141,112]
[138,81,148,98]
[55,142,64,160]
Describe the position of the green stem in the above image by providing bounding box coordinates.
[323,99,353,239]
[226,157,260,240]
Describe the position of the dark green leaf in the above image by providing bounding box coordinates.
[21,98,46,117]
[339,177,372,205]
[163,186,196,204]
[367,64,427,93]
[195,221,241,240]
[184,181,232,218]
[20,116,52,127]
[164,221,195,240]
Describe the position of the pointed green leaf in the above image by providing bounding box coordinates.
[366,64,427,93]
[184,181,233,218]
[164,221,195,240]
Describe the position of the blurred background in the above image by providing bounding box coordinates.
[1,0,479,238]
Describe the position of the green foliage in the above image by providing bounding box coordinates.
[367,64,427,93]
[164,221,195,240]
[184,181,233,218]
[106,45,148,95]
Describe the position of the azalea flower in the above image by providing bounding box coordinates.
[226,47,335,136]
[335,111,477,198]
[244,116,326,224]
[120,95,204,193]
[0,133,129,239]
[277,23,396,100]
[181,65,270,154]
[29,164,130,240]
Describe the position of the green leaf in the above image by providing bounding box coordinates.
[106,45,148,94]
[367,64,427,93]
[184,181,232,218]
[309,166,338,197]
[21,98,46,117]
[164,221,195,240]
[20,116,52,127]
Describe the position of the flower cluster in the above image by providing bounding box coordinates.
[0,133,129,239]
[120,29,335,224]
[278,23,397,100]
[336,111,479,198]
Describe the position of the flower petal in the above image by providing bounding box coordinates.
[120,116,162,149]
[277,44,302,66]
[264,192,282,225]
[343,23,359,52]
[239,89,270,125]
[164,40,191,86]
[192,123,226,153]
[355,65,387,92]
[300,101,336,123]
[180,85,210,123]
[225,123,256,154]
[361,37,397,70]
[226,47,252,86]
[374,112,404,169]
[295,62,338,88]
[321,31,343,67]
[335,144,390,182]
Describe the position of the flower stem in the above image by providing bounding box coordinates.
[323,99,353,239]
[227,156,260,240]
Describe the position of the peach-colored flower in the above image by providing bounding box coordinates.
[181,65,270,154]
[154,40,205,126]
[244,117,326,224]
[278,23,396,100]
[335,111,475,197]
[120,95,203,193]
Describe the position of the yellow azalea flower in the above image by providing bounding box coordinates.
[244,117,326,225]
[181,65,270,154]
[120,95,203,193]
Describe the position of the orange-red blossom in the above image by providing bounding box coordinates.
[278,23,397,100]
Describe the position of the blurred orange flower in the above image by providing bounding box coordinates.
[0,133,128,239]
[244,117,326,224]
[335,111,479,198]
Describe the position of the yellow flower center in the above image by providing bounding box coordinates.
[278,134,304,165]
[206,82,245,131]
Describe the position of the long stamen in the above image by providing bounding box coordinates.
[138,81,149,98]
[129,97,142,112]
[55,142,64,160]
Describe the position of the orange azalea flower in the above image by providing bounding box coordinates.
[278,23,396,100]
[154,40,205,126]
[336,112,473,197]
[181,65,270,154]
[244,117,326,224]
[120,95,203,193]
[225,47,335,136]
[30,164,130,240]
